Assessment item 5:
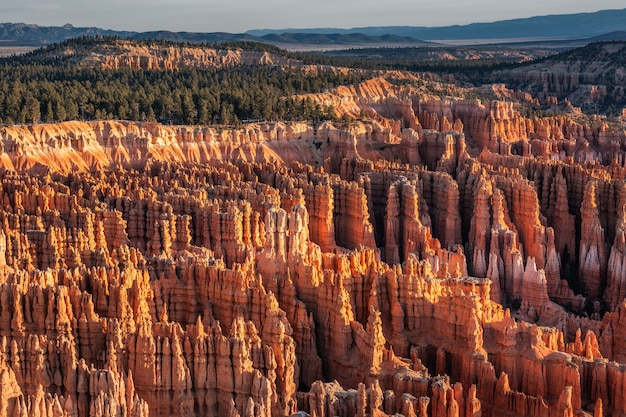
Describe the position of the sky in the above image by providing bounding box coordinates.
[2,1,625,33]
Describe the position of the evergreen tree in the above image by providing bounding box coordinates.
[45,101,54,122]
[25,97,41,124]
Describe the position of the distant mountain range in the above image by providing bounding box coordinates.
[0,23,431,48]
[0,23,135,45]
[1,8,626,48]
[248,8,626,41]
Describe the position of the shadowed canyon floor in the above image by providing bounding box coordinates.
[2,77,626,417]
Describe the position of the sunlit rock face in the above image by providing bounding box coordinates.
[1,78,626,417]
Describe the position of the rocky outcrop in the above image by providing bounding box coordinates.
[605,204,626,311]
[65,40,301,70]
[579,181,607,299]
[3,80,626,417]
[491,42,626,112]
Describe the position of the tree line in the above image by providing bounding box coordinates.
[0,39,369,126]
[0,36,547,127]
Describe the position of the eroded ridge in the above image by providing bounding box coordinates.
[0,83,625,416]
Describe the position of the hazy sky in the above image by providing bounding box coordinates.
[2,1,625,33]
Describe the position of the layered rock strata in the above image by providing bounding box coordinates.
[1,81,626,416]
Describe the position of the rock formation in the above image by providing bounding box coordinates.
[2,73,626,417]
